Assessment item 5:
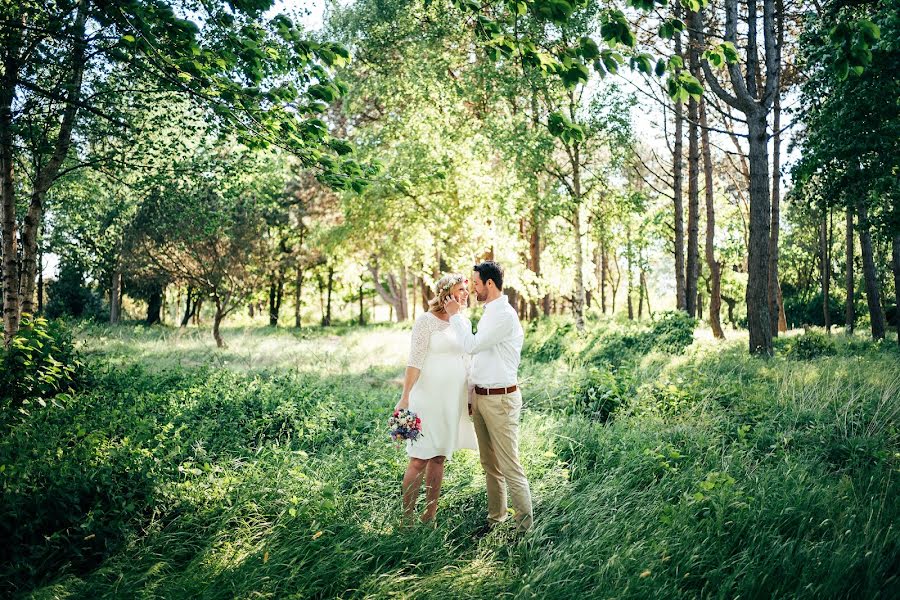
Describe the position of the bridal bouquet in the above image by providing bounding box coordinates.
[389,409,422,444]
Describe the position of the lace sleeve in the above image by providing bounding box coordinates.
[407,315,432,369]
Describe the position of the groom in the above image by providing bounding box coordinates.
[445,261,533,532]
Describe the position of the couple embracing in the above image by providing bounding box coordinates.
[394,261,533,532]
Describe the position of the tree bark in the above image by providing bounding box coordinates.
[699,95,724,338]
[701,0,778,354]
[1,16,21,345]
[369,263,407,322]
[359,283,366,326]
[601,236,609,314]
[745,109,773,353]
[213,296,226,348]
[845,207,855,333]
[295,264,304,328]
[626,222,634,320]
[892,233,900,346]
[686,11,701,318]
[571,139,586,331]
[857,202,886,339]
[37,242,44,313]
[820,209,831,332]
[110,269,122,324]
[322,265,334,327]
[673,5,687,312]
[20,0,89,317]
[269,267,284,327]
[768,23,785,336]
[146,285,162,326]
[529,210,541,320]
[181,285,195,327]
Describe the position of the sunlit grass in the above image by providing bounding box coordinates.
[4,320,898,599]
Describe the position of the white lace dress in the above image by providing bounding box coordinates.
[406,312,478,459]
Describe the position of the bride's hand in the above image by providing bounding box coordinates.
[394,395,409,412]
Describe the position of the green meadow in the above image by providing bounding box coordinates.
[2,318,898,599]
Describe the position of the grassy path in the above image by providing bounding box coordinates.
[3,322,898,598]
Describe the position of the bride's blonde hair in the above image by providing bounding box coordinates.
[428,273,466,312]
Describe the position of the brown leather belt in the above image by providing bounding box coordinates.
[474,385,518,396]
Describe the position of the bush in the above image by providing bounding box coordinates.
[523,319,572,362]
[780,330,836,360]
[0,315,83,417]
[569,366,628,422]
[45,260,105,320]
[649,310,697,354]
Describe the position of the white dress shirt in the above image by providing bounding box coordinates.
[450,294,524,388]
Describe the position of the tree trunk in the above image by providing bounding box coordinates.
[641,270,651,317]
[626,223,634,320]
[699,96,724,338]
[419,276,432,312]
[295,264,304,328]
[845,207,855,333]
[369,263,407,322]
[529,211,541,320]
[322,265,334,327]
[686,15,701,317]
[20,0,89,317]
[359,283,365,326]
[768,0,786,336]
[820,210,831,332]
[601,237,609,314]
[213,296,226,348]
[892,233,900,346]
[110,269,122,324]
[673,6,687,311]
[269,268,284,327]
[857,202,886,339]
[571,140,586,331]
[181,286,195,327]
[1,17,21,346]
[398,265,409,321]
[37,242,43,313]
[745,109,773,354]
[146,285,162,326]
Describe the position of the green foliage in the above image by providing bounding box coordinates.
[45,260,105,321]
[779,330,837,360]
[648,310,697,354]
[3,324,899,598]
[569,366,628,422]
[0,315,82,417]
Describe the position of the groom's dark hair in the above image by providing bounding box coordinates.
[474,261,504,290]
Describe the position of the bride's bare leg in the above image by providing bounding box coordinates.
[421,456,446,523]
[402,458,428,521]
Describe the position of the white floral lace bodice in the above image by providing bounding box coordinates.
[407,312,457,369]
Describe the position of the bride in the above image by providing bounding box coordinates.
[394,273,478,524]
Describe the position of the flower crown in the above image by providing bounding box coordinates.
[436,274,467,295]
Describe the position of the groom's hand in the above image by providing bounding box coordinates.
[444,297,460,316]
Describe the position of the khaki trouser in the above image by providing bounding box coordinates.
[472,390,533,531]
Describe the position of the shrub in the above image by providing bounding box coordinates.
[523,320,572,363]
[0,315,83,416]
[649,310,697,354]
[569,366,628,422]
[781,330,836,360]
[45,260,105,320]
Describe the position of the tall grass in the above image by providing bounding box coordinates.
[3,320,898,599]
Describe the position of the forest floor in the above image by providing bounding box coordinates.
[3,317,899,599]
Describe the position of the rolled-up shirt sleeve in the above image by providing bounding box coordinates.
[450,310,514,355]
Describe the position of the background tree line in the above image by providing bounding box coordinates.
[1,0,896,351]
